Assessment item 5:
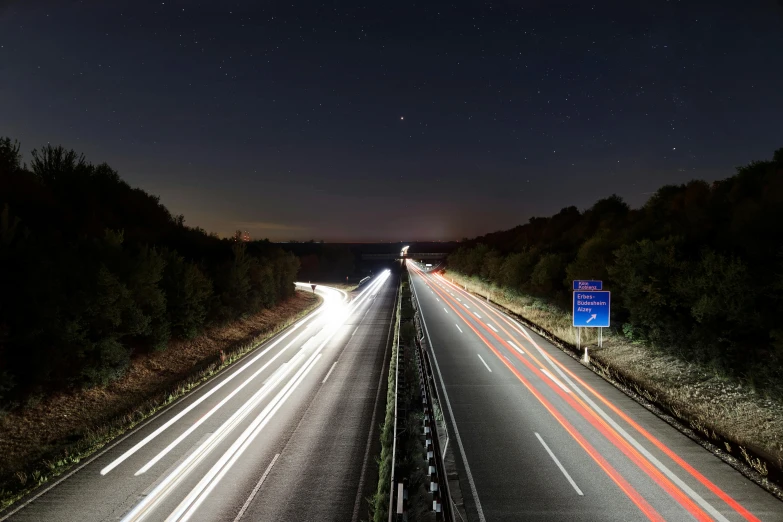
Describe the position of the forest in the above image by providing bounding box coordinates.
[448,147,783,390]
[0,138,300,405]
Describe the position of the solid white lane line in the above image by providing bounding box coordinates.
[232,454,279,522]
[474,312,482,319]
[437,277,730,522]
[124,275,392,521]
[442,437,450,460]
[455,324,463,333]
[535,433,583,496]
[477,354,492,373]
[487,323,498,333]
[410,277,486,522]
[508,340,524,355]
[351,278,396,522]
[352,326,358,336]
[540,368,571,394]
[103,275,390,477]
[443,307,449,314]
[322,361,338,384]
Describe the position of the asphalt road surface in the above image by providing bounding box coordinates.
[408,261,783,522]
[1,272,397,522]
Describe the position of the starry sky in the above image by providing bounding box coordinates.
[2,1,783,242]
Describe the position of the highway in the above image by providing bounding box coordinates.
[1,272,397,522]
[407,262,783,522]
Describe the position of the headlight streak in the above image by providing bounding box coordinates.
[119,272,390,522]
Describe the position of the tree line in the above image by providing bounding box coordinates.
[0,138,300,405]
[448,147,783,389]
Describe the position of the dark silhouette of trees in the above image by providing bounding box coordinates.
[448,148,783,389]
[0,139,300,404]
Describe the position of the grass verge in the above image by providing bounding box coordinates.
[445,270,783,493]
[370,282,400,522]
[0,290,322,512]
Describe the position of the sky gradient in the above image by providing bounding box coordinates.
[2,1,783,241]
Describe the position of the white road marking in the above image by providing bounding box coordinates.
[322,361,338,384]
[465,304,470,309]
[443,307,449,314]
[541,350,730,521]
[535,433,583,496]
[122,275,393,520]
[436,298,440,302]
[124,352,322,522]
[410,279,486,522]
[540,368,571,394]
[438,284,728,521]
[442,437,450,460]
[477,354,492,373]
[474,312,482,319]
[232,454,279,522]
[455,324,463,333]
[352,326,358,336]
[487,323,498,333]
[136,348,306,475]
[508,340,525,355]
[103,322,315,476]
[457,298,462,302]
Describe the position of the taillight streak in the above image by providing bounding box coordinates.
[428,267,758,522]
[413,264,713,521]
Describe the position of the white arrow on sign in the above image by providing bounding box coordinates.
[585,314,597,324]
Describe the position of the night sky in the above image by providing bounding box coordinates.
[2,1,783,242]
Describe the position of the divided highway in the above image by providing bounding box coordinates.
[1,273,397,522]
[408,262,783,522]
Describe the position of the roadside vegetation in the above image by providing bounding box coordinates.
[372,273,432,521]
[448,147,783,393]
[445,146,783,481]
[0,137,301,408]
[0,136,328,508]
[0,291,319,510]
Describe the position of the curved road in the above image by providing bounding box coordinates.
[1,273,397,522]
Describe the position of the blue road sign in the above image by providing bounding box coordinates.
[573,291,610,327]
[573,280,603,291]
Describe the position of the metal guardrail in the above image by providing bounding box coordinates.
[414,307,453,521]
[388,281,402,522]
[388,272,453,521]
